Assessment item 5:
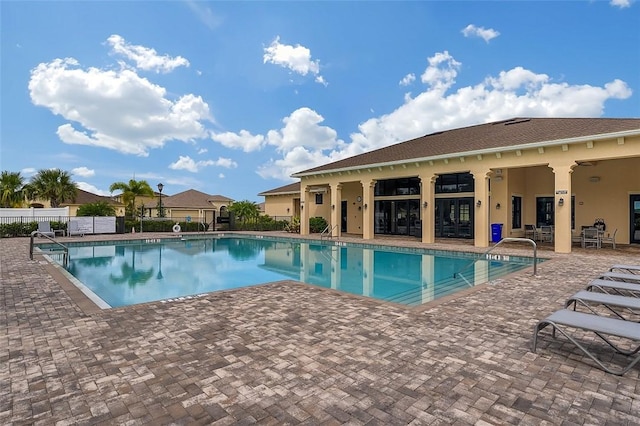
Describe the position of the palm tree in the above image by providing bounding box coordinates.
[109,179,155,217]
[0,171,27,207]
[28,169,77,208]
[228,200,260,224]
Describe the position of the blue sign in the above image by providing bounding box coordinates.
[186,216,192,222]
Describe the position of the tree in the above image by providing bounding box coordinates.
[228,200,260,224]
[28,169,77,208]
[77,201,116,217]
[0,171,27,207]
[109,179,155,217]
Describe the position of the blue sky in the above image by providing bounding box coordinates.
[1,1,639,203]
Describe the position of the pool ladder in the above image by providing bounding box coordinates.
[320,224,338,240]
[29,231,69,267]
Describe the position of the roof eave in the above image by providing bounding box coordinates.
[291,128,640,178]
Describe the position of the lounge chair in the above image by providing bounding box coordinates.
[610,264,640,275]
[565,290,640,321]
[37,221,55,238]
[586,278,640,298]
[600,272,640,283]
[68,220,84,237]
[532,309,640,375]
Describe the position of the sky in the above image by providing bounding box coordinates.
[1,1,639,203]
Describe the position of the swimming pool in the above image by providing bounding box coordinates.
[40,235,536,308]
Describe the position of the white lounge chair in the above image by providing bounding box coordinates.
[68,220,84,237]
[532,309,640,375]
[37,221,55,238]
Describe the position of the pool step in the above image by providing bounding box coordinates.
[386,263,526,306]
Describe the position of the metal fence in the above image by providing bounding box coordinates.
[1,214,296,237]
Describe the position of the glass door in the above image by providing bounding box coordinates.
[536,197,554,227]
[435,198,474,238]
[631,195,640,244]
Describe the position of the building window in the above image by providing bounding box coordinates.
[374,177,420,196]
[512,196,522,229]
[315,193,323,204]
[435,173,474,194]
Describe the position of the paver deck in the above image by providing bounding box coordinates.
[2,232,640,425]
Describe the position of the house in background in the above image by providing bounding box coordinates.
[60,189,125,216]
[258,182,300,219]
[144,189,233,228]
[260,117,640,253]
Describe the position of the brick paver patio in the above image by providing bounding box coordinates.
[2,233,640,425]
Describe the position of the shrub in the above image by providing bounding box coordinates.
[309,216,328,233]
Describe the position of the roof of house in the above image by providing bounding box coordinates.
[61,189,124,206]
[149,189,233,209]
[292,117,640,177]
[258,182,301,196]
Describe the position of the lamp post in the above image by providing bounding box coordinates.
[157,183,164,218]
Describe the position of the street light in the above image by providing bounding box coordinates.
[157,183,164,218]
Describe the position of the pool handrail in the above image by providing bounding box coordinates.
[453,237,537,279]
[29,231,69,267]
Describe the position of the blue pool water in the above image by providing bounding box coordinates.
[41,236,536,308]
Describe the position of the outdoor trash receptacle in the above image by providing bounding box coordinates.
[491,223,503,243]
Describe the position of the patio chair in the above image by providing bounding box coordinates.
[68,220,84,237]
[532,308,640,375]
[37,221,55,238]
[600,229,617,249]
[524,224,537,240]
[581,227,600,249]
[538,225,553,243]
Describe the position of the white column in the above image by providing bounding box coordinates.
[551,163,574,254]
[419,174,437,244]
[300,184,310,235]
[361,179,376,240]
[471,168,491,248]
[330,183,342,238]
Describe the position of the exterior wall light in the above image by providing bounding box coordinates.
[332,204,335,210]
[476,200,482,207]
[423,201,428,208]
[364,203,368,209]
[558,198,564,206]
[496,203,501,210]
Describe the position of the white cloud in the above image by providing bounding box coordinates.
[184,0,223,29]
[106,35,190,73]
[610,0,631,8]
[169,156,214,172]
[218,173,225,179]
[198,148,208,154]
[29,55,212,156]
[267,107,344,152]
[76,182,111,196]
[257,51,632,181]
[399,73,416,87]
[169,155,237,172]
[71,166,95,177]
[213,157,238,169]
[461,24,500,43]
[20,168,37,176]
[211,130,265,152]
[263,36,327,85]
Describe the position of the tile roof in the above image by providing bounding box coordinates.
[154,189,233,209]
[61,189,123,206]
[293,117,640,176]
[258,182,301,196]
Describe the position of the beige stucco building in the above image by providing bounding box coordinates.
[260,117,640,253]
[144,189,233,227]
